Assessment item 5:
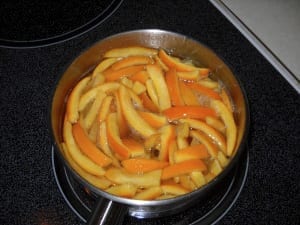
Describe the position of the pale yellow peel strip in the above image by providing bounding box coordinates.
[63,120,105,176]
[119,85,156,138]
[211,99,237,156]
[66,76,90,123]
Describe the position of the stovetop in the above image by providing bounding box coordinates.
[1,1,299,225]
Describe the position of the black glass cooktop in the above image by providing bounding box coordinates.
[0,0,122,48]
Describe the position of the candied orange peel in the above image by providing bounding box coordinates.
[62,46,237,200]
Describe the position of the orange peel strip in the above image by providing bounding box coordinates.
[106,113,131,159]
[62,143,111,189]
[119,85,156,138]
[174,144,210,163]
[138,111,168,128]
[161,159,207,180]
[72,123,112,167]
[210,99,237,156]
[105,168,162,188]
[130,70,149,84]
[134,186,163,200]
[158,49,199,72]
[165,68,185,106]
[159,125,176,161]
[104,65,145,82]
[185,82,221,100]
[111,55,153,70]
[92,58,118,78]
[190,130,219,158]
[104,46,158,58]
[146,64,171,111]
[163,106,217,121]
[178,81,200,106]
[63,121,105,176]
[105,183,137,198]
[66,76,90,123]
[122,158,169,174]
[139,92,159,112]
[122,138,145,158]
[180,118,226,154]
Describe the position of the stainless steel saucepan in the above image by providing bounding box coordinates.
[50,29,250,225]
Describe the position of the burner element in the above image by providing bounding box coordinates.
[52,147,249,225]
[0,0,123,48]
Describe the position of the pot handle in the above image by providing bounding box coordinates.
[87,197,128,225]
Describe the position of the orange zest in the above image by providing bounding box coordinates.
[122,158,169,174]
[163,106,217,121]
[161,159,207,180]
[104,65,145,81]
[72,123,112,167]
[185,82,221,100]
[165,68,185,106]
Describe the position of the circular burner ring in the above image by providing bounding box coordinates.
[0,0,123,48]
[52,147,249,224]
